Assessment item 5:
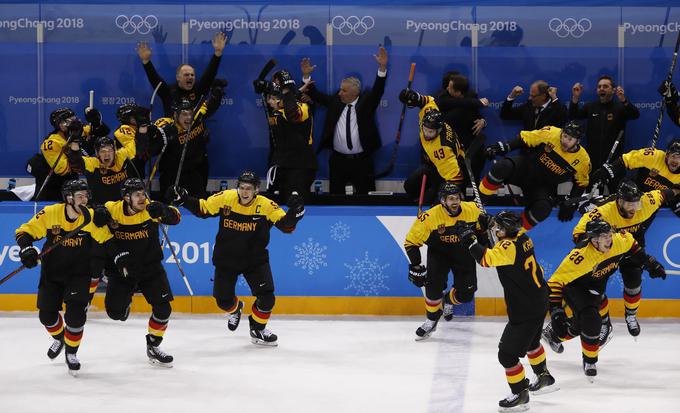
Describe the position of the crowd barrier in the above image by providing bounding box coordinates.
[1,202,678,316]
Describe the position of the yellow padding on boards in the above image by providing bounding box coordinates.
[1,295,680,317]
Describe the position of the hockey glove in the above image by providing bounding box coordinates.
[93,205,113,227]
[398,88,425,108]
[253,79,270,95]
[558,200,578,222]
[644,255,666,280]
[658,80,679,104]
[408,264,427,287]
[478,213,492,232]
[84,107,103,127]
[591,163,615,184]
[134,106,151,126]
[19,246,39,269]
[550,307,569,338]
[113,251,131,277]
[286,192,305,219]
[452,221,476,247]
[211,78,228,101]
[146,201,168,219]
[67,119,84,138]
[165,186,189,206]
[485,141,511,159]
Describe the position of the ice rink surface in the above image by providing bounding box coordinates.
[1,312,679,413]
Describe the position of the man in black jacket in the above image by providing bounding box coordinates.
[300,47,387,194]
[501,80,568,131]
[136,32,226,117]
[569,75,640,175]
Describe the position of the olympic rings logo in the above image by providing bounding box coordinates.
[663,233,680,272]
[548,17,592,39]
[115,14,158,35]
[331,15,375,36]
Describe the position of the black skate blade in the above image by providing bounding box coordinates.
[148,358,173,368]
[250,337,278,347]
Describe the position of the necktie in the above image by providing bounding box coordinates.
[346,104,353,151]
[534,107,542,127]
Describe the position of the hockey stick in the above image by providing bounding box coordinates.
[144,81,164,191]
[1,206,91,286]
[374,62,416,179]
[463,156,486,214]
[652,29,680,149]
[417,174,427,218]
[150,81,162,117]
[565,129,624,207]
[126,156,194,296]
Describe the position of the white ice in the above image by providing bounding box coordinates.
[1,313,679,413]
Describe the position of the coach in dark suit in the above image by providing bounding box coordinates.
[300,47,387,194]
[500,80,568,131]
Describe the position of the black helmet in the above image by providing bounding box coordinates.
[272,69,292,86]
[61,179,90,202]
[492,210,522,238]
[50,108,75,128]
[265,82,282,98]
[237,171,260,188]
[116,104,138,124]
[585,218,612,239]
[172,98,193,115]
[121,177,146,198]
[667,138,680,156]
[562,121,583,140]
[422,109,443,130]
[438,181,462,201]
[617,180,642,203]
[94,136,116,153]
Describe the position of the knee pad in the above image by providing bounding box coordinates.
[255,293,275,313]
[579,307,600,337]
[152,301,172,321]
[38,310,59,327]
[64,302,88,328]
[216,296,237,313]
[456,287,475,303]
[498,349,519,369]
[106,304,130,321]
[489,158,514,182]
[527,199,552,224]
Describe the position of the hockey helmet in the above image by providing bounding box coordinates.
[121,177,146,198]
[562,121,583,140]
[50,108,76,129]
[616,180,642,203]
[491,211,522,238]
[585,218,612,239]
[116,104,138,124]
[61,179,90,203]
[237,171,260,188]
[422,109,444,131]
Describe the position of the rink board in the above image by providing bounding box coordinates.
[0,203,679,316]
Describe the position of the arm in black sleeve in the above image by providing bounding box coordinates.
[142,61,171,110]
[622,100,640,120]
[507,134,525,150]
[468,241,486,264]
[16,232,35,249]
[281,91,302,123]
[363,73,386,109]
[666,100,680,127]
[304,82,332,107]
[499,99,522,120]
[195,54,222,98]
[608,157,628,178]
[66,148,86,174]
[552,100,569,127]
[405,245,422,266]
[569,101,588,119]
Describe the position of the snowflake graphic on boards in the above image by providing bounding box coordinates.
[329,221,351,243]
[293,237,328,275]
[344,251,390,296]
[538,258,554,280]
